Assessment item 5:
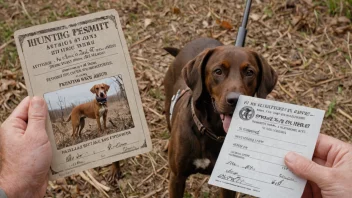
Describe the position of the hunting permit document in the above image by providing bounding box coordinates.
[209,95,325,198]
[14,10,152,179]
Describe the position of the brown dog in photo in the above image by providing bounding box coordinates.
[66,83,110,139]
[164,38,277,197]
[65,83,123,180]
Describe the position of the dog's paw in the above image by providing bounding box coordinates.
[108,168,123,182]
[108,163,123,182]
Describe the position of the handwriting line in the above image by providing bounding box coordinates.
[238,129,307,147]
[238,175,294,190]
[234,136,303,154]
[58,150,106,165]
[234,146,282,159]
[221,180,259,189]
[247,156,285,167]
[34,53,118,76]
[241,167,297,183]
[238,174,270,184]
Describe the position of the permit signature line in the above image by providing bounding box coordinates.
[235,146,282,158]
[237,129,307,147]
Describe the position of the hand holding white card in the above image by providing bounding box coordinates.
[209,95,325,198]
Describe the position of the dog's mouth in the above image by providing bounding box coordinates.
[212,99,235,134]
[220,114,233,133]
[99,93,107,98]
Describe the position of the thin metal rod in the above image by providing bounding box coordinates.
[241,0,252,28]
[235,0,252,47]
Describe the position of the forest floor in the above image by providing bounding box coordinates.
[0,0,351,197]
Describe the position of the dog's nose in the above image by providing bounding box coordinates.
[100,93,104,97]
[226,92,241,106]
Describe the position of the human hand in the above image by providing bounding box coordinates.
[285,134,352,198]
[0,96,52,198]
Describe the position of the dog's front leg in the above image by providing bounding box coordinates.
[96,115,102,133]
[220,188,237,198]
[169,172,187,198]
[103,110,108,130]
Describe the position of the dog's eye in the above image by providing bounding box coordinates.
[214,69,223,75]
[245,69,254,77]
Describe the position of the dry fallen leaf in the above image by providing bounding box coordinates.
[144,18,152,28]
[171,24,177,33]
[171,7,180,14]
[289,59,303,67]
[250,13,261,21]
[330,18,338,26]
[337,16,351,24]
[0,79,16,92]
[202,20,209,28]
[291,16,302,26]
[216,19,233,30]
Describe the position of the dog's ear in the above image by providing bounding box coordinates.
[103,83,110,92]
[251,51,278,98]
[182,48,215,103]
[90,85,96,94]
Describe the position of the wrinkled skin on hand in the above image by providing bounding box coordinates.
[0,97,52,198]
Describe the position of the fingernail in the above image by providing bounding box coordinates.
[31,96,44,109]
[285,152,297,163]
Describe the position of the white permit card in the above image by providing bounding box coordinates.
[209,95,325,198]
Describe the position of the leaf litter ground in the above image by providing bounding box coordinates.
[0,0,351,197]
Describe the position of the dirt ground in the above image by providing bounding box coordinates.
[51,99,134,150]
[0,0,351,198]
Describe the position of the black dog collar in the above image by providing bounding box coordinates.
[96,96,107,105]
[190,97,225,143]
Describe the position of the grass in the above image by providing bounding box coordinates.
[324,0,352,19]
[326,98,337,118]
[338,85,343,94]
[149,88,165,100]
[0,0,8,8]
[325,85,343,118]
[203,192,210,198]
[63,6,78,17]
[264,5,273,18]
[160,130,170,139]
[0,22,14,41]
[184,192,192,198]
[0,47,17,69]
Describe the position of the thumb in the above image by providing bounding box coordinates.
[26,96,48,143]
[285,152,330,186]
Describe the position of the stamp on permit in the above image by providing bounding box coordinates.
[209,95,325,198]
[14,9,152,180]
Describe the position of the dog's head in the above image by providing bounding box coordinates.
[182,45,277,133]
[90,83,110,98]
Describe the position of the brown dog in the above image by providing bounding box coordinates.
[164,38,277,197]
[65,83,122,180]
[66,83,110,139]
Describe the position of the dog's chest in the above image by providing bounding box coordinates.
[98,105,107,117]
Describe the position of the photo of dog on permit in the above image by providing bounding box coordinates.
[44,75,135,150]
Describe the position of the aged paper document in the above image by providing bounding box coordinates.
[14,10,152,179]
[209,95,325,198]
